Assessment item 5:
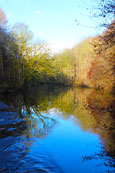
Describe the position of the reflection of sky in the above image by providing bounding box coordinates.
[0,106,114,172]
[28,109,113,173]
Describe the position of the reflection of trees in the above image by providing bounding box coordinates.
[49,88,115,168]
[1,86,115,169]
[2,86,67,138]
[82,149,115,169]
[24,108,57,138]
[70,88,115,168]
[85,90,115,167]
[3,87,115,153]
[0,86,67,172]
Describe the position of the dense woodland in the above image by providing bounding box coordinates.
[0,5,115,93]
[0,1,115,170]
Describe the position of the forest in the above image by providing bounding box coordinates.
[0,1,115,172]
[0,4,115,94]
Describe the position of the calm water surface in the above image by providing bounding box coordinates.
[0,86,115,173]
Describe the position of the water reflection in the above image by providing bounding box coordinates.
[0,86,115,172]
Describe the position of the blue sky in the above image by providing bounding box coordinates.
[0,0,102,53]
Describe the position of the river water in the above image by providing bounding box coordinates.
[0,86,115,173]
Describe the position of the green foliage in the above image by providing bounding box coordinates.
[0,19,71,90]
[0,8,114,93]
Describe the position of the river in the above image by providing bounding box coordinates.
[0,86,115,173]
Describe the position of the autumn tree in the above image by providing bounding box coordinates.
[0,8,7,29]
[0,8,18,87]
